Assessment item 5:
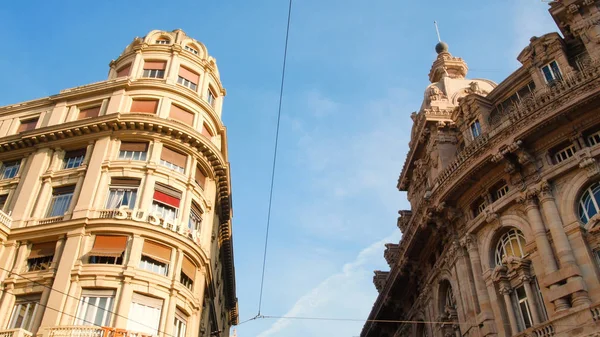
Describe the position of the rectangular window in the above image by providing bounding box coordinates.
[152,184,181,222]
[116,63,132,78]
[169,104,195,126]
[17,118,38,133]
[195,166,206,189]
[177,67,199,91]
[106,179,140,209]
[188,202,202,234]
[142,61,166,79]
[541,60,562,83]
[88,235,127,265]
[207,89,216,107]
[1,160,20,179]
[0,194,8,211]
[160,147,186,173]
[139,240,171,276]
[127,293,163,336]
[119,142,148,161]
[515,285,534,330]
[174,310,188,337]
[587,131,600,147]
[553,144,577,164]
[201,123,213,139]
[46,185,75,217]
[470,120,482,139]
[27,242,55,272]
[63,149,86,169]
[9,295,41,331]
[184,45,199,55]
[75,289,115,326]
[494,184,509,201]
[131,99,158,114]
[473,197,487,217]
[181,256,195,290]
[78,106,101,120]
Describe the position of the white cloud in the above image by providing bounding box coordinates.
[256,230,401,337]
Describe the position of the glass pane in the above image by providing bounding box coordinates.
[542,66,553,82]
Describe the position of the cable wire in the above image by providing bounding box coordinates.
[257,0,294,316]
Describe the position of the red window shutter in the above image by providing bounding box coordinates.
[201,123,213,138]
[131,100,158,114]
[78,106,101,120]
[153,191,180,208]
[116,64,132,78]
[178,66,200,84]
[195,166,206,188]
[18,119,38,133]
[169,105,194,126]
[160,147,187,168]
[143,61,166,70]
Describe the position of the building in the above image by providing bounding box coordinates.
[362,1,600,337]
[0,29,237,337]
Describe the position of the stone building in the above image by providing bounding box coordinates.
[362,1,600,337]
[0,29,237,337]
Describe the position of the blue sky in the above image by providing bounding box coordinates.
[0,1,557,336]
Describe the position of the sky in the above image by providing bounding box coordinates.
[0,1,558,336]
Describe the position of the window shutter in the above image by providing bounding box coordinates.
[89,235,128,257]
[181,256,196,281]
[131,100,158,114]
[143,61,166,70]
[53,185,75,195]
[116,64,132,78]
[153,191,181,208]
[169,105,194,126]
[141,240,171,263]
[78,106,101,120]
[160,147,186,168]
[18,119,38,133]
[120,142,148,152]
[178,67,200,84]
[29,242,56,258]
[195,166,206,188]
[65,149,86,159]
[201,123,213,138]
[110,178,141,186]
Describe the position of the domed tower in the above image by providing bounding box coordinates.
[0,29,237,337]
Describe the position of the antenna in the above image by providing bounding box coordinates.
[434,21,441,42]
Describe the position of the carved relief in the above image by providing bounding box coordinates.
[373,270,390,292]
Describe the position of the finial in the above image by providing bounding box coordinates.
[433,21,449,54]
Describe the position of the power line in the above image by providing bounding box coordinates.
[0,265,176,337]
[257,0,294,317]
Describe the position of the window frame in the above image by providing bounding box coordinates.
[470,120,482,140]
[1,160,21,179]
[553,143,577,164]
[184,45,199,55]
[495,228,527,266]
[139,254,169,276]
[9,295,41,331]
[46,186,75,218]
[106,184,139,210]
[541,60,563,84]
[63,150,86,169]
[579,182,600,224]
[75,290,115,326]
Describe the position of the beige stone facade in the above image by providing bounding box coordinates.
[362,1,600,337]
[0,29,237,337]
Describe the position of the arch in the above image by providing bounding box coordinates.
[493,228,527,266]
[480,214,533,271]
[557,169,599,227]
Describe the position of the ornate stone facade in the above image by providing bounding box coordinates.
[362,1,600,337]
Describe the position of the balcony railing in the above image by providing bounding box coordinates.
[0,329,32,337]
[45,326,152,337]
[0,209,12,228]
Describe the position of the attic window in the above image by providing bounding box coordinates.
[470,120,482,140]
[541,60,562,83]
[185,45,199,55]
[156,38,170,45]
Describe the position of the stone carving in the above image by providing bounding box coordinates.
[373,270,390,292]
[397,210,412,233]
[428,85,447,102]
[384,243,400,267]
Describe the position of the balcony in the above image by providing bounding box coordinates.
[44,326,152,337]
[0,329,32,337]
[0,209,12,228]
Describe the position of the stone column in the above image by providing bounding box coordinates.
[462,235,495,322]
[520,276,541,325]
[537,181,591,307]
[499,285,519,335]
[10,149,52,223]
[163,289,178,336]
[114,279,133,329]
[520,191,570,311]
[31,177,53,219]
[72,137,111,219]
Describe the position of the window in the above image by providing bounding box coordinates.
[116,63,131,78]
[160,147,186,173]
[579,182,600,223]
[541,60,562,83]
[1,160,20,179]
[88,235,127,265]
[127,293,163,336]
[494,184,509,201]
[470,120,482,139]
[207,89,216,107]
[181,255,195,290]
[152,184,182,222]
[514,285,534,330]
[156,38,170,45]
[169,104,194,126]
[27,242,55,272]
[195,166,206,189]
[553,144,576,163]
[9,295,41,331]
[78,106,100,120]
[46,185,75,217]
[174,309,188,337]
[0,194,8,211]
[201,123,213,139]
[177,67,199,91]
[119,142,148,161]
[473,197,487,217]
[63,149,86,169]
[139,240,171,276]
[131,99,159,114]
[142,61,166,79]
[587,130,600,147]
[17,118,38,133]
[106,178,139,209]
[495,228,527,266]
[188,202,202,235]
[185,45,199,55]
[75,290,115,326]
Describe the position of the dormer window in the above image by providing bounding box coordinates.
[185,45,199,55]
[541,60,562,84]
[156,38,170,45]
[470,120,482,140]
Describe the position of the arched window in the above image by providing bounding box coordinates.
[184,44,199,55]
[495,228,526,266]
[156,37,170,45]
[579,182,600,223]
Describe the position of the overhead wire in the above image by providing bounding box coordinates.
[257,0,294,317]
